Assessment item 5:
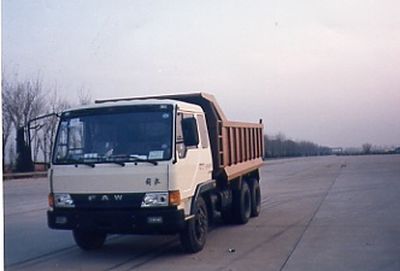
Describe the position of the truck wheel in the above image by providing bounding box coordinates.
[233,181,251,224]
[250,180,261,217]
[180,196,208,253]
[73,229,106,250]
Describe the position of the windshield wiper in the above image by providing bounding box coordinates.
[88,156,126,167]
[108,154,158,166]
[73,158,124,167]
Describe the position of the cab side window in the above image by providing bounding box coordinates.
[197,114,209,149]
[176,113,185,158]
[176,112,199,159]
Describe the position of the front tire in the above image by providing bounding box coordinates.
[73,229,106,250]
[180,196,208,253]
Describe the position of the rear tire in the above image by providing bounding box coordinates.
[233,181,251,224]
[250,179,261,217]
[180,196,208,253]
[73,229,106,250]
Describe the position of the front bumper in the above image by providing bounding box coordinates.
[47,207,186,234]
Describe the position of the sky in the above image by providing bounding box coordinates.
[2,0,400,148]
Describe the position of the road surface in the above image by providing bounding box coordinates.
[4,155,400,270]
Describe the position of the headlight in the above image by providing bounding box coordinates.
[54,193,75,208]
[141,192,168,207]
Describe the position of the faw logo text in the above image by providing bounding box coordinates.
[88,194,123,201]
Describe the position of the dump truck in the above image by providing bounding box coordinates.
[47,93,264,253]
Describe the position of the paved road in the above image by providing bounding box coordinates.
[4,155,400,270]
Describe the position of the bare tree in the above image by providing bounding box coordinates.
[2,76,46,170]
[1,79,11,130]
[2,78,13,169]
[3,76,45,130]
[362,143,372,154]
[77,86,92,105]
[276,132,286,157]
[264,133,331,158]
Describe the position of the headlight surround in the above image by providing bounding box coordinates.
[54,193,75,208]
[141,192,168,207]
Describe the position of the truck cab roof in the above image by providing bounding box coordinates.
[63,98,204,114]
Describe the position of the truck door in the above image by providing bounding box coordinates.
[170,112,212,200]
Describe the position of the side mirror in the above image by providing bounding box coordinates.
[182,117,199,147]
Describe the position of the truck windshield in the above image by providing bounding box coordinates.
[53,105,173,165]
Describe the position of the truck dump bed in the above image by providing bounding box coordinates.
[96,93,264,181]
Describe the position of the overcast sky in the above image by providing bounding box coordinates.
[3,0,400,148]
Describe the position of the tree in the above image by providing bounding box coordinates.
[362,143,372,154]
[264,133,332,158]
[2,76,46,171]
[15,127,34,172]
[2,78,13,169]
[77,86,92,105]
